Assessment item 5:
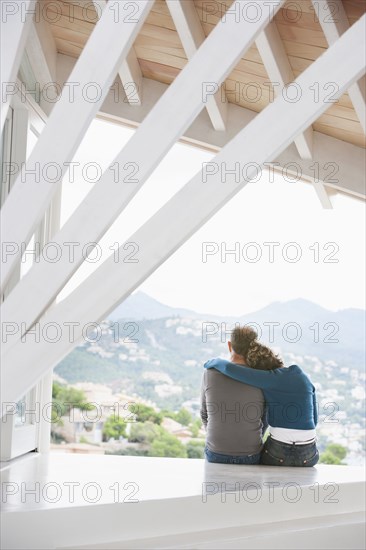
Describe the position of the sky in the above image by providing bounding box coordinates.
[58,118,365,317]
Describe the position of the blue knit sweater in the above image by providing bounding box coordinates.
[204,359,318,430]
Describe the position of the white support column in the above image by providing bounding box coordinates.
[313,0,366,134]
[0,0,154,293]
[26,16,58,116]
[1,1,286,350]
[119,49,143,106]
[311,180,333,209]
[2,14,365,408]
[93,0,143,106]
[0,0,36,133]
[166,0,227,130]
[36,186,62,454]
[256,21,313,159]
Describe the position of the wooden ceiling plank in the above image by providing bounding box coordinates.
[139,22,183,46]
[135,34,187,59]
[43,0,99,24]
[146,9,177,31]
[313,122,366,147]
[315,113,365,134]
[325,103,362,122]
[282,38,326,61]
[134,46,187,71]
[276,21,328,47]
[50,23,88,47]
[138,59,180,84]
[343,0,366,20]
[47,12,95,36]
[54,37,83,58]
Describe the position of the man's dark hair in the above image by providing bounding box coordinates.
[230,326,283,370]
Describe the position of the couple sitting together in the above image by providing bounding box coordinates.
[200,326,319,467]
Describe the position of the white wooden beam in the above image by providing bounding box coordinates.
[93,0,143,106]
[119,50,143,106]
[311,180,333,209]
[25,16,58,115]
[256,21,313,159]
[0,0,36,133]
[94,73,365,201]
[1,0,286,350]
[0,0,154,293]
[313,0,366,134]
[166,0,227,131]
[2,14,365,408]
[55,52,364,202]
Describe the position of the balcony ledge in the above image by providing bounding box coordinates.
[1,452,365,549]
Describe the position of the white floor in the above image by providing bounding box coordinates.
[1,452,365,549]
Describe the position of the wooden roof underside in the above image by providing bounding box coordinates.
[44,0,366,148]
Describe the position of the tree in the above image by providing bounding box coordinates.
[319,451,342,465]
[319,443,347,465]
[128,421,161,444]
[186,440,205,459]
[130,403,163,425]
[52,382,93,417]
[326,443,347,461]
[190,418,202,438]
[175,408,193,426]
[148,432,187,458]
[102,415,127,441]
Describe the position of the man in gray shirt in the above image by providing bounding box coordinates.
[200,327,267,464]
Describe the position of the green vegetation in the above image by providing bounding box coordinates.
[148,432,187,458]
[128,421,161,444]
[51,382,92,443]
[130,403,163,425]
[51,382,205,458]
[162,408,193,425]
[52,382,93,417]
[190,418,202,438]
[174,408,193,426]
[106,447,148,457]
[102,415,127,442]
[319,443,348,465]
[186,440,205,458]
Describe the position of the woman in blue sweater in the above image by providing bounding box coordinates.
[204,326,319,467]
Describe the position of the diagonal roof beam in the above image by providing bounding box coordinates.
[310,179,333,209]
[166,0,227,131]
[2,14,365,407]
[256,20,313,160]
[95,74,365,200]
[313,0,366,134]
[0,0,286,349]
[0,0,154,293]
[93,0,143,105]
[1,0,36,133]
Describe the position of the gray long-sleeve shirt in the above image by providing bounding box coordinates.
[200,368,266,456]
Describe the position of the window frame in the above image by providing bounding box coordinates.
[1,85,60,461]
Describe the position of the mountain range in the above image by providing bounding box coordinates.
[107,292,365,367]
